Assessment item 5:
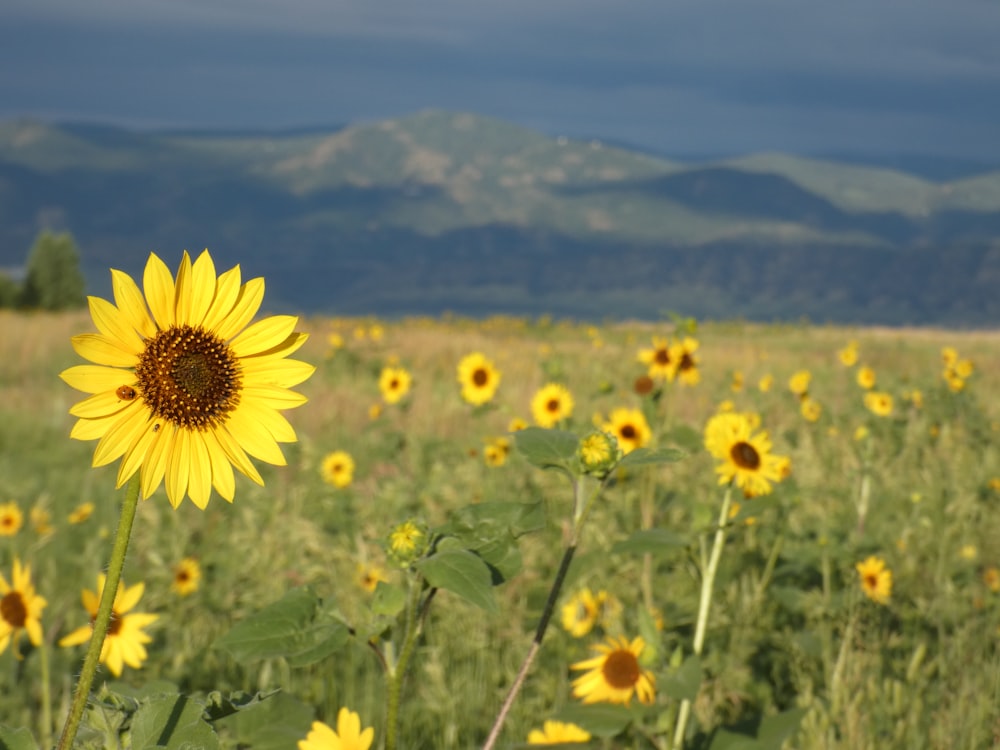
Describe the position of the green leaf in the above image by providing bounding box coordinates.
[612,529,689,556]
[203,690,279,722]
[554,703,633,737]
[668,424,703,453]
[416,548,498,613]
[661,655,702,702]
[213,587,350,666]
[514,427,579,470]
[703,708,807,750]
[447,501,545,538]
[371,581,407,617]
[618,446,686,468]
[212,692,313,750]
[755,707,807,747]
[129,695,219,750]
[0,726,39,750]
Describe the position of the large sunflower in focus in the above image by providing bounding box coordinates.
[60,251,314,509]
[704,412,788,498]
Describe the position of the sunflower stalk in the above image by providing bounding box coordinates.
[385,574,425,750]
[672,483,734,750]
[57,473,141,750]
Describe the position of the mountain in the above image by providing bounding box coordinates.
[1,110,998,324]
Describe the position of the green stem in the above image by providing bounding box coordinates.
[39,636,52,749]
[672,484,734,750]
[57,473,142,750]
[385,576,423,750]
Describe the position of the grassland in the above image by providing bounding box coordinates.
[1,310,999,749]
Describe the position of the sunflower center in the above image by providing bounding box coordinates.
[107,613,123,637]
[679,353,694,370]
[136,324,242,430]
[654,349,670,365]
[473,368,489,387]
[547,398,561,413]
[730,441,760,469]
[602,649,640,689]
[620,424,637,440]
[0,591,27,628]
[177,571,191,583]
[865,574,878,589]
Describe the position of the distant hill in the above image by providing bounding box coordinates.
[1,110,998,324]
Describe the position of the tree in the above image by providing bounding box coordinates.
[19,231,87,310]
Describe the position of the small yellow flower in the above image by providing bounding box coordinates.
[788,370,811,398]
[982,566,1000,593]
[0,558,46,656]
[30,507,53,536]
[838,341,859,367]
[800,397,822,423]
[356,562,388,593]
[562,588,602,638]
[571,634,656,706]
[856,366,876,390]
[758,374,773,393]
[669,337,700,386]
[321,451,355,489]
[527,720,591,745]
[483,437,511,467]
[368,324,384,342]
[941,346,958,367]
[960,544,978,561]
[856,556,892,605]
[637,336,674,381]
[864,391,894,417]
[327,332,344,351]
[989,478,1000,493]
[955,358,974,379]
[854,426,870,441]
[0,502,23,536]
[508,416,528,432]
[531,383,574,428]
[457,353,502,406]
[68,502,95,525]
[602,408,651,455]
[731,370,744,392]
[387,520,428,567]
[171,557,201,596]
[298,708,374,750]
[368,403,382,421]
[378,366,412,405]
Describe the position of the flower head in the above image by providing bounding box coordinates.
[60,251,314,509]
[0,558,46,656]
[578,431,620,476]
[788,370,811,398]
[838,341,859,367]
[531,383,574,428]
[602,408,651,455]
[298,708,374,750]
[864,391,894,417]
[571,634,655,706]
[637,336,674,380]
[387,520,429,567]
[321,451,355,489]
[856,556,892,605]
[357,562,388,593]
[856,366,876,390]
[704,412,789,498]
[457,353,501,406]
[800,397,822,423]
[59,575,158,676]
[378,366,412,405]
[68,502,95,525]
[171,557,201,596]
[669,337,700,385]
[0,502,23,536]
[527,720,591,745]
[483,436,511,467]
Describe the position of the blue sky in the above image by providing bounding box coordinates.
[2,0,999,162]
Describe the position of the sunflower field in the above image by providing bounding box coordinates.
[0,253,999,750]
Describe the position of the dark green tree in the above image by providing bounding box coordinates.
[0,272,18,308]
[19,231,87,310]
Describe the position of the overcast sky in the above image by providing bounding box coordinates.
[2,0,999,163]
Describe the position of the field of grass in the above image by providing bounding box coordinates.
[1,308,999,749]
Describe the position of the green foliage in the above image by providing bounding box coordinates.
[18,231,86,310]
[0,273,18,308]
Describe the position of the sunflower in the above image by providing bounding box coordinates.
[561,588,602,638]
[637,336,674,380]
[387,520,428,566]
[838,341,859,367]
[171,557,201,596]
[527,720,592,745]
[0,558,46,656]
[578,431,618,474]
[704,412,789,498]
[59,574,158,676]
[298,708,374,750]
[758,374,774,393]
[321,451,355,489]
[788,370,811,398]
[856,366,876,390]
[356,562,388,593]
[856,556,892,605]
[60,251,314,510]
[864,391,894,417]
[508,416,528,432]
[483,436,511,467]
[602,408,651,455]
[800,398,822,423]
[68,502,95,525]
[378,366,412,405]
[571,634,655,706]
[981,566,1000,593]
[457,353,501,406]
[0,502,23,536]
[668,337,700,385]
[531,383,574,428]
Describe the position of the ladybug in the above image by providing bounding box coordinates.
[116,385,138,401]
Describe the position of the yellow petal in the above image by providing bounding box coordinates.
[173,251,195,325]
[239,399,297,442]
[61,365,134,394]
[240,357,315,388]
[71,333,137,368]
[69,391,136,420]
[165,428,192,508]
[116,423,159,488]
[88,296,144,354]
[117,581,145,614]
[92,407,148,467]
[214,277,264,342]
[241,384,308,410]
[111,268,157,339]
[143,253,176,330]
[58,625,94,648]
[242,331,309,361]
[214,424,264,485]
[141,422,174,500]
[186,433,212,509]
[201,264,242,332]
[187,250,217,327]
[226,407,288,465]
[203,431,236,502]
[230,315,299,357]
